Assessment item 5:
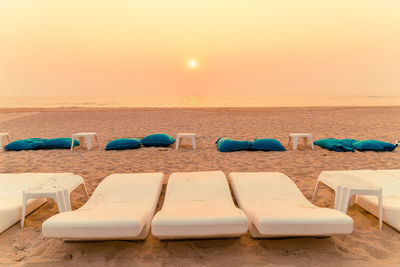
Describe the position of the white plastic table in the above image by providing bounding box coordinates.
[175,133,196,149]
[21,174,89,227]
[0,133,10,151]
[312,171,383,229]
[288,133,314,150]
[71,132,98,150]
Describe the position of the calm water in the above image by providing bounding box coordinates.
[1,95,400,108]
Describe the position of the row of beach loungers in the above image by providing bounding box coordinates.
[1,170,399,240]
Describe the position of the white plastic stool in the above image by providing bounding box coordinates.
[71,132,98,150]
[0,133,10,151]
[312,172,383,229]
[21,175,89,227]
[175,133,196,149]
[288,133,314,150]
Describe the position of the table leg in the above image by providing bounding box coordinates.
[311,180,321,202]
[70,136,75,150]
[175,136,180,150]
[288,136,292,147]
[378,190,383,230]
[85,136,92,150]
[192,136,196,149]
[62,189,72,212]
[293,137,298,150]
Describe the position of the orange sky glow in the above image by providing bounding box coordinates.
[0,0,399,97]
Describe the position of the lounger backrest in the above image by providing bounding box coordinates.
[363,171,400,196]
[163,171,234,206]
[229,172,309,205]
[86,173,164,205]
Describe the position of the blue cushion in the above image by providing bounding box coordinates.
[353,140,397,152]
[141,134,175,147]
[314,138,357,152]
[216,137,252,152]
[105,138,141,150]
[4,138,46,151]
[251,138,286,151]
[42,138,80,149]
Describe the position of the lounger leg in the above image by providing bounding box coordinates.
[20,193,28,227]
[70,137,75,150]
[311,180,321,202]
[175,136,180,150]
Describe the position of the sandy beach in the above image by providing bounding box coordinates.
[1,106,400,266]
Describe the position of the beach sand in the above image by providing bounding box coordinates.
[0,106,399,266]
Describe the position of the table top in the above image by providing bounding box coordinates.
[177,133,196,136]
[24,174,83,194]
[318,172,381,190]
[72,132,96,136]
[289,133,312,137]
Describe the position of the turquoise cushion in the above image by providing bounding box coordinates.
[314,138,357,152]
[251,139,286,151]
[141,134,175,147]
[353,140,397,152]
[105,138,141,150]
[216,137,252,152]
[42,138,80,149]
[4,138,46,151]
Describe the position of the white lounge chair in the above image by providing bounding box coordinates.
[42,173,164,240]
[229,172,353,238]
[151,171,248,239]
[349,170,400,232]
[0,173,74,234]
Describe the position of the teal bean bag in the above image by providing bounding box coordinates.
[42,138,80,149]
[4,138,46,151]
[141,134,175,147]
[353,140,397,152]
[251,139,286,151]
[313,138,357,152]
[216,137,252,152]
[105,138,141,150]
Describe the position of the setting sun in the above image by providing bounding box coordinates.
[188,60,197,68]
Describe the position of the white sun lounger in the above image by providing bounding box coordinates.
[0,173,74,234]
[42,173,164,240]
[229,172,353,238]
[337,170,400,232]
[151,171,248,239]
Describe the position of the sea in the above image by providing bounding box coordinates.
[1,95,400,108]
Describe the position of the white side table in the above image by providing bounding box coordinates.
[288,133,314,150]
[71,132,98,150]
[175,133,196,149]
[0,133,10,151]
[21,174,89,227]
[312,171,383,229]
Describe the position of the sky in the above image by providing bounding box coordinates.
[0,0,399,97]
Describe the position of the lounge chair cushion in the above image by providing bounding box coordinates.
[42,138,80,149]
[5,138,46,151]
[313,138,357,152]
[141,134,175,147]
[352,140,397,152]
[216,137,252,152]
[105,138,141,150]
[250,138,286,151]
